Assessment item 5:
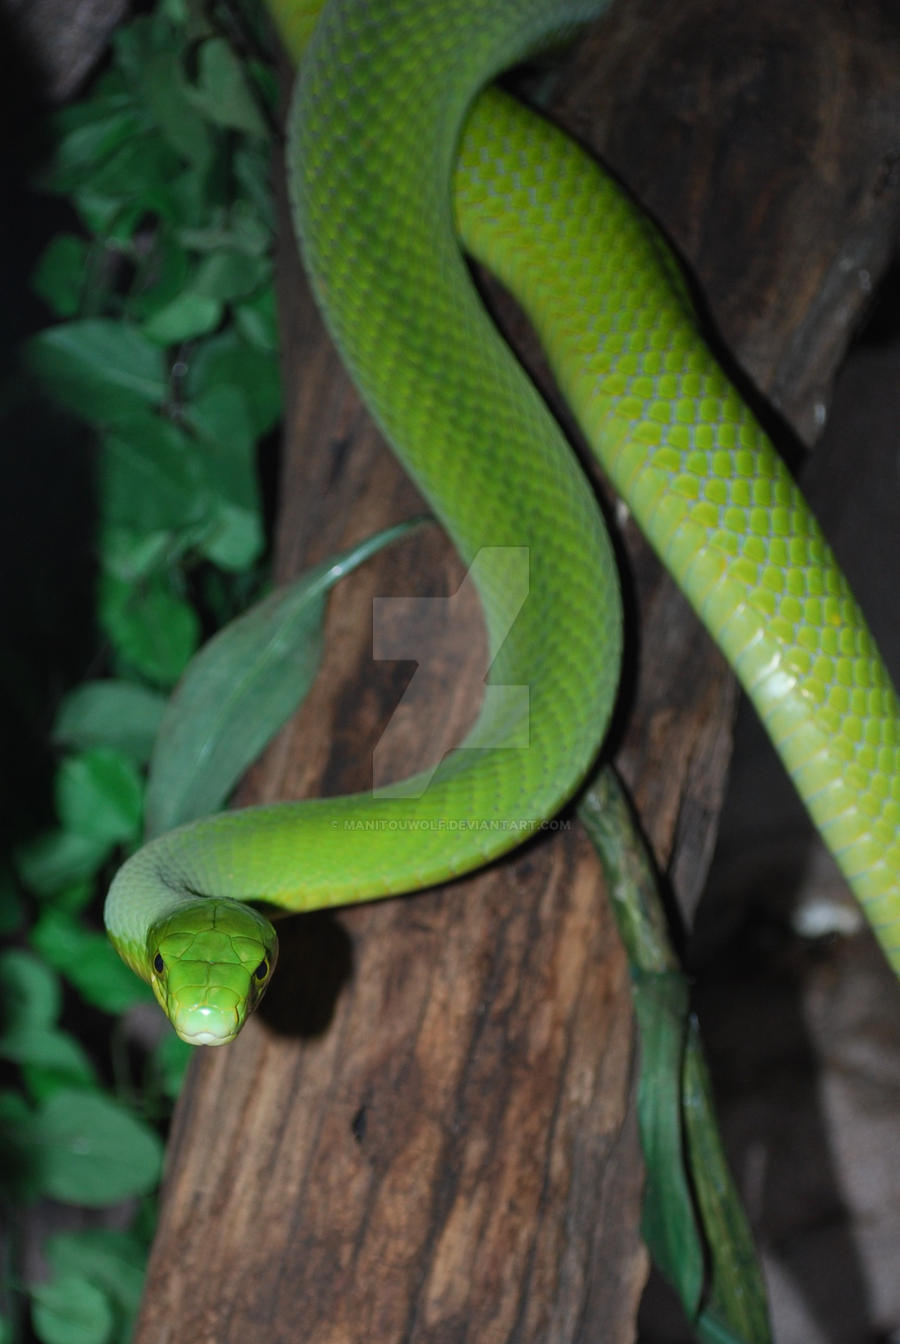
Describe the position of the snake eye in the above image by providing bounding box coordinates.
[253,959,269,982]
[153,952,164,975]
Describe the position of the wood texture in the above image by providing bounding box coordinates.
[134,2,900,1340]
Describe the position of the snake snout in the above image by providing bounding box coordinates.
[171,1001,240,1046]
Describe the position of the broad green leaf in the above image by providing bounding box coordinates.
[183,382,265,569]
[40,85,144,192]
[31,910,152,1015]
[31,235,90,318]
[128,230,191,321]
[24,320,167,425]
[99,414,208,533]
[185,383,258,486]
[2,1027,97,1100]
[46,1229,146,1333]
[185,329,280,439]
[53,680,168,765]
[145,521,424,837]
[49,879,96,914]
[30,1089,163,1205]
[113,17,213,170]
[234,285,278,351]
[177,200,271,257]
[55,749,143,846]
[0,950,60,1033]
[14,830,110,897]
[99,527,176,584]
[194,249,268,303]
[200,500,263,571]
[143,574,327,836]
[0,1089,42,1198]
[70,186,148,243]
[190,37,267,135]
[74,134,184,231]
[141,291,221,345]
[100,571,199,687]
[233,141,275,224]
[145,63,213,170]
[30,1274,113,1344]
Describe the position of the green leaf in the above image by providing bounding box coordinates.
[40,82,145,192]
[686,1034,773,1344]
[31,235,90,318]
[183,382,265,569]
[184,383,257,487]
[113,18,213,169]
[632,967,706,1313]
[31,910,152,1015]
[0,1089,43,1198]
[128,230,192,321]
[14,831,110,897]
[145,522,423,836]
[75,133,185,235]
[0,950,60,1033]
[98,527,175,584]
[2,1027,98,1100]
[30,1089,163,1205]
[578,791,705,1305]
[177,201,270,257]
[50,880,96,914]
[46,1229,146,1334]
[24,320,167,425]
[144,575,325,835]
[141,291,222,345]
[233,141,275,227]
[200,501,263,571]
[53,680,168,765]
[193,250,269,302]
[234,284,279,351]
[30,1274,113,1344]
[100,571,200,687]
[579,769,771,1343]
[190,38,267,135]
[185,329,280,439]
[99,413,208,533]
[55,749,143,846]
[142,249,269,343]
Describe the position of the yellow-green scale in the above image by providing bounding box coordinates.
[455,86,900,963]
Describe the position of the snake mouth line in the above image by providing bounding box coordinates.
[177,1029,237,1047]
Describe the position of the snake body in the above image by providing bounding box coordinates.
[105,0,900,1043]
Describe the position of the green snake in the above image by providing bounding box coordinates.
[105,0,900,1044]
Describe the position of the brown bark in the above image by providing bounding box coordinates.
[134,2,900,1341]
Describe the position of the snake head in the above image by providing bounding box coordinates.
[147,899,279,1046]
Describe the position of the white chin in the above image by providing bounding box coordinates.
[179,1029,235,1046]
